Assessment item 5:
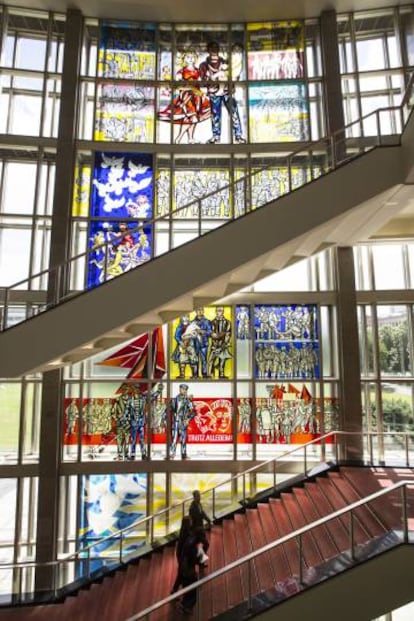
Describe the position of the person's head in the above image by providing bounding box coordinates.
[207,41,220,56]
[137,193,149,205]
[183,48,197,66]
[196,306,204,319]
[215,306,224,318]
[192,490,201,502]
[179,383,189,395]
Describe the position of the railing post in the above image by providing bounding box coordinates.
[298,533,304,585]
[103,243,109,283]
[304,444,308,476]
[273,459,276,489]
[196,581,201,621]
[335,433,339,464]
[198,199,202,237]
[402,485,409,544]
[54,265,62,306]
[120,531,123,564]
[369,434,374,465]
[212,488,216,520]
[150,516,155,545]
[376,110,381,146]
[243,473,246,504]
[2,287,9,330]
[247,559,253,610]
[330,134,336,169]
[405,434,410,467]
[349,511,355,561]
[86,547,91,578]
[287,156,292,193]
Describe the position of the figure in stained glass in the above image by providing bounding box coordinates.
[199,41,246,144]
[158,49,211,144]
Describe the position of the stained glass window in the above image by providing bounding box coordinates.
[98,22,156,80]
[249,82,309,142]
[247,21,305,80]
[254,305,319,379]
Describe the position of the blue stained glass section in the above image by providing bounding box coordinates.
[87,220,152,288]
[79,474,147,575]
[254,305,319,379]
[91,152,153,219]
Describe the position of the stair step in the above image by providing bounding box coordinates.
[268,498,300,576]
[246,508,275,592]
[328,472,387,538]
[304,482,350,553]
[222,519,244,608]
[341,467,406,531]
[281,492,323,568]
[316,478,369,546]
[293,487,339,562]
[257,503,292,584]
[234,513,259,601]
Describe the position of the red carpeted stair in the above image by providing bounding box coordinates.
[1,466,413,621]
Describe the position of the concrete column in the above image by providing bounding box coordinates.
[35,9,83,593]
[47,8,83,303]
[335,246,363,463]
[320,10,346,163]
[34,369,64,593]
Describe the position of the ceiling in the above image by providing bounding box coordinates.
[4,0,409,22]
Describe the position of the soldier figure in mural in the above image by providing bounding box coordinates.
[193,307,212,378]
[236,306,250,339]
[209,306,232,378]
[238,398,251,433]
[65,399,79,436]
[169,384,196,459]
[172,314,198,378]
[128,383,164,461]
[112,386,131,461]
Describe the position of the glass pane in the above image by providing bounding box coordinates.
[98,22,155,79]
[377,305,411,377]
[372,245,405,289]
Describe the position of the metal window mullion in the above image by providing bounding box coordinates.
[350,15,363,134]
[243,24,250,144]
[170,25,177,146]
[92,21,101,142]
[17,376,27,465]
[27,476,37,560]
[317,304,326,439]
[39,12,52,137]
[251,303,257,462]
[232,304,238,460]
[153,23,160,145]
[27,148,44,289]
[165,323,172,461]
[407,303,414,379]
[77,366,85,464]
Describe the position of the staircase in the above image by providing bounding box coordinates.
[1,466,413,620]
[2,100,414,376]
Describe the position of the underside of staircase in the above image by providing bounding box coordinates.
[1,137,410,378]
[2,465,414,621]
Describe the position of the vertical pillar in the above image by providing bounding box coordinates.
[48,8,83,301]
[35,9,83,594]
[335,247,363,463]
[320,10,346,163]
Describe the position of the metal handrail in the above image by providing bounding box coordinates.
[125,477,414,621]
[1,75,413,329]
[0,429,412,575]
[56,431,338,563]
